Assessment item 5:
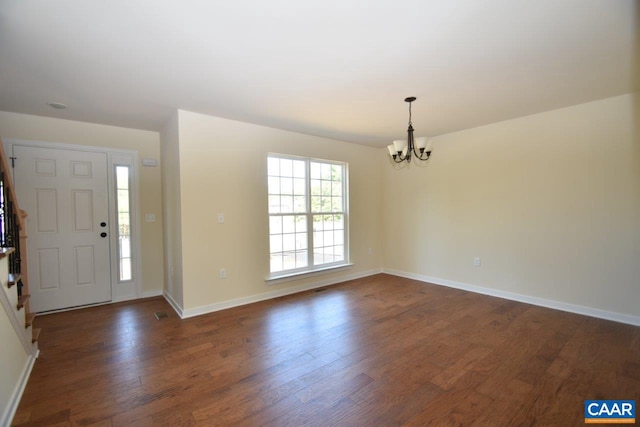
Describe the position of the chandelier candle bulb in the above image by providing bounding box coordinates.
[426,139,433,152]
[393,140,407,154]
[415,137,428,151]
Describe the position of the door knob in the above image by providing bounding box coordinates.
[100,222,107,227]
[100,232,107,238]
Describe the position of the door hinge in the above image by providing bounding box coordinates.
[9,157,16,168]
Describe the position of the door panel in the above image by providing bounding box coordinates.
[14,145,111,312]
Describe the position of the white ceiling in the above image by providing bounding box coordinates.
[0,0,637,147]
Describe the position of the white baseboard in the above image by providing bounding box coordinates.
[383,268,640,327]
[2,351,38,427]
[163,291,184,318]
[172,268,381,319]
[141,289,163,299]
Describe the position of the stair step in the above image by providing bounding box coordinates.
[7,273,21,288]
[17,294,30,310]
[0,247,15,259]
[25,312,36,328]
[32,328,41,344]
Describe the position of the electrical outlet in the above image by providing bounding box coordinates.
[219,268,226,279]
[473,257,481,267]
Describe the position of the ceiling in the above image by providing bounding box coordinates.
[0,0,637,147]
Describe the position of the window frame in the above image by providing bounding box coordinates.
[266,153,350,281]
[114,164,133,283]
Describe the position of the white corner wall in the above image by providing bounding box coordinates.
[160,111,184,309]
[169,110,383,314]
[383,93,640,323]
[0,303,32,426]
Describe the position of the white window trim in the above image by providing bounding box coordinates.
[266,153,350,281]
[109,153,141,301]
[265,262,354,285]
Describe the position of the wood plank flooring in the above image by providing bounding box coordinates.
[12,274,640,426]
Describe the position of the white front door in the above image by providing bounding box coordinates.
[14,145,112,312]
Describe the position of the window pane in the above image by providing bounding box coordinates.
[269,216,282,234]
[270,235,282,252]
[282,215,295,233]
[268,177,280,194]
[332,181,342,196]
[283,234,295,251]
[310,179,321,196]
[295,250,308,268]
[324,230,334,246]
[280,158,293,176]
[322,180,331,196]
[313,215,323,231]
[295,215,307,233]
[321,163,332,179]
[293,196,306,213]
[283,251,296,270]
[120,258,132,281]
[320,197,330,213]
[310,162,321,179]
[293,178,306,195]
[281,177,293,195]
[331,197,342,212]
[281,196,293,213]
[115,166,132,282]
[292,160,305,178]
[295,232,307,250]
[331,165,342,180]
[313,230,323,247]
[117,190,129,211]
[119,237,131,257]
[268,195,281,214]
[271,253,283,272]
[268,157,280,176]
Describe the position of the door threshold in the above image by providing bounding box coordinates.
[36,300,113,316]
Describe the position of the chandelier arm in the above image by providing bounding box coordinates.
[415,149,431,160]
[389,96,431,164]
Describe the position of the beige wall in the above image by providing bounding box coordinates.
[3,93,636,321]
[0,111,165,295]
[383,93,640,318]
[173,110,382,311]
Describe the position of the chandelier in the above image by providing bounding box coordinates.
[387,97,432,163]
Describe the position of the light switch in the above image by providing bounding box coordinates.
[217,213,224,224]
[145,214,156,223]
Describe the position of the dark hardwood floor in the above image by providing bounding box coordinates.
[12,274,640,426]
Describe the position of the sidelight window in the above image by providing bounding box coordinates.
[115,165,132,281]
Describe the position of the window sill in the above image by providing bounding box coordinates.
[265,263,354,286]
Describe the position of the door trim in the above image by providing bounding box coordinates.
[4,138,142,303]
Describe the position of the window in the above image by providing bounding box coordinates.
[268,154,348,276]
[115,165,132,281]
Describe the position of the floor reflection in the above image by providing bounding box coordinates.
[263,290,354,360]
